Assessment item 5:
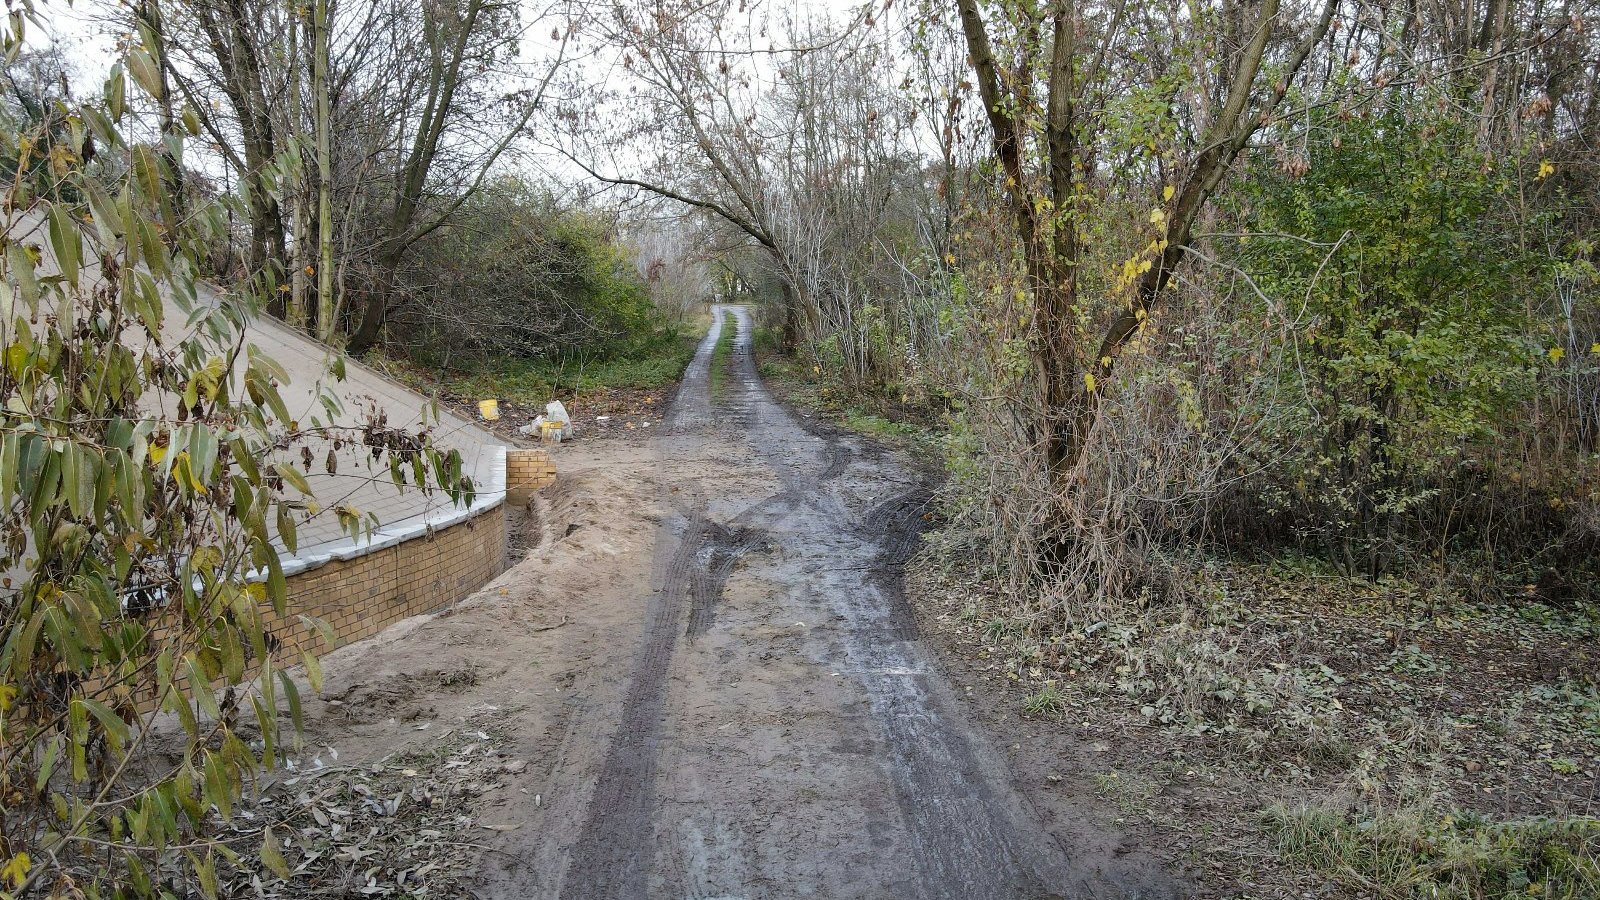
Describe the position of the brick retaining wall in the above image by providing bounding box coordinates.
[506,448,557,504]
[265,503,509,655]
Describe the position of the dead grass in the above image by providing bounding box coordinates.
[909,536,1600,896]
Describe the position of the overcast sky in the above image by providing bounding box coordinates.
[32,0,871,89]
[25,0,880,202]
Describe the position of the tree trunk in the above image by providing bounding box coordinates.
[347,257,395,355]
[288,10,308,329]
[314,0,335,343]
[196,0,286,289]
[139,0,185,252]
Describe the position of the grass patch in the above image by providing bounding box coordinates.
[752,339,944,461]
[1268,804,1600,899]
[1023,683,1068,717]
[709,310,736,402]
[370,330,702,405]
[842,409,925,441]
[1091,770,1159,820]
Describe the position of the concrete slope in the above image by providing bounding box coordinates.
[5,208,504,573]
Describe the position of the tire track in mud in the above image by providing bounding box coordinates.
[714,305,1052,897]
[685,520,766,638]
[562,509,707,899]
[858,488,934,642]
[561,310,770,895]
[717,304,1163,898]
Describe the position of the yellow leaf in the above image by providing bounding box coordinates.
[260,827,290,880]
[2,852,30,889]
[1590,343,1599,355]
[1149,208,1166,226]
[1083,372,1097,392]
[1100,356,1112,367]
[150,444,167,465]
[1548,346,1565,363]
[1162,185,1175,201]
[1536,159,1554,179]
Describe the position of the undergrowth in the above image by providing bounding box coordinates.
[915,528,1600,893]
[369,331,701,403]
[753,328,944,462]
[1267,803,1600,899]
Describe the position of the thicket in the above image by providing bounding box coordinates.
[387,177,683,371]
[1222,102,1574,579]
[945,97,1597,615]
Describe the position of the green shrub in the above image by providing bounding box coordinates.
[393,177,678,367]
[1233,98,1547,569]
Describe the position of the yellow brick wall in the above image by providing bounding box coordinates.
[505,448,556,504]
[265,504,508,655]
[126,504,508,713]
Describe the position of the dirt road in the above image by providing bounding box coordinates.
[303,305,1180,898]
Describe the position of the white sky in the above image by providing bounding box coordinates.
[25,0,886,202]
[32,0,872,93]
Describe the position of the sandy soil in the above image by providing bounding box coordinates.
[290,306,1185,898]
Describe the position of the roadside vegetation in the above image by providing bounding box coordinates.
[366,182,704,432]
[371,326,702,438]
[754,326,945,464]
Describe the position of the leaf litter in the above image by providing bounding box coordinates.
[217,708,520,898]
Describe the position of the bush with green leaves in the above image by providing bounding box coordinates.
[0,8,470,894]
[389,176,680,369]
[1231,99,1547,570]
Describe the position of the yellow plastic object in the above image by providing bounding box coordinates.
[541,421,563,444]
[477,399,501,421]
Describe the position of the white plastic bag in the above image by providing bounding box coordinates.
[545,401,573,440]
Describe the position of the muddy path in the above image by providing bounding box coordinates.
[469,306,1181,899]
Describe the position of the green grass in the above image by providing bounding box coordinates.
[752,347,944,461]
[1091,770,1159,819]
[372,330,703,404]
[842,409,925,441]
[708,310,736,402]
[1022,683,1069,717]
[1268,804,1600,899]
